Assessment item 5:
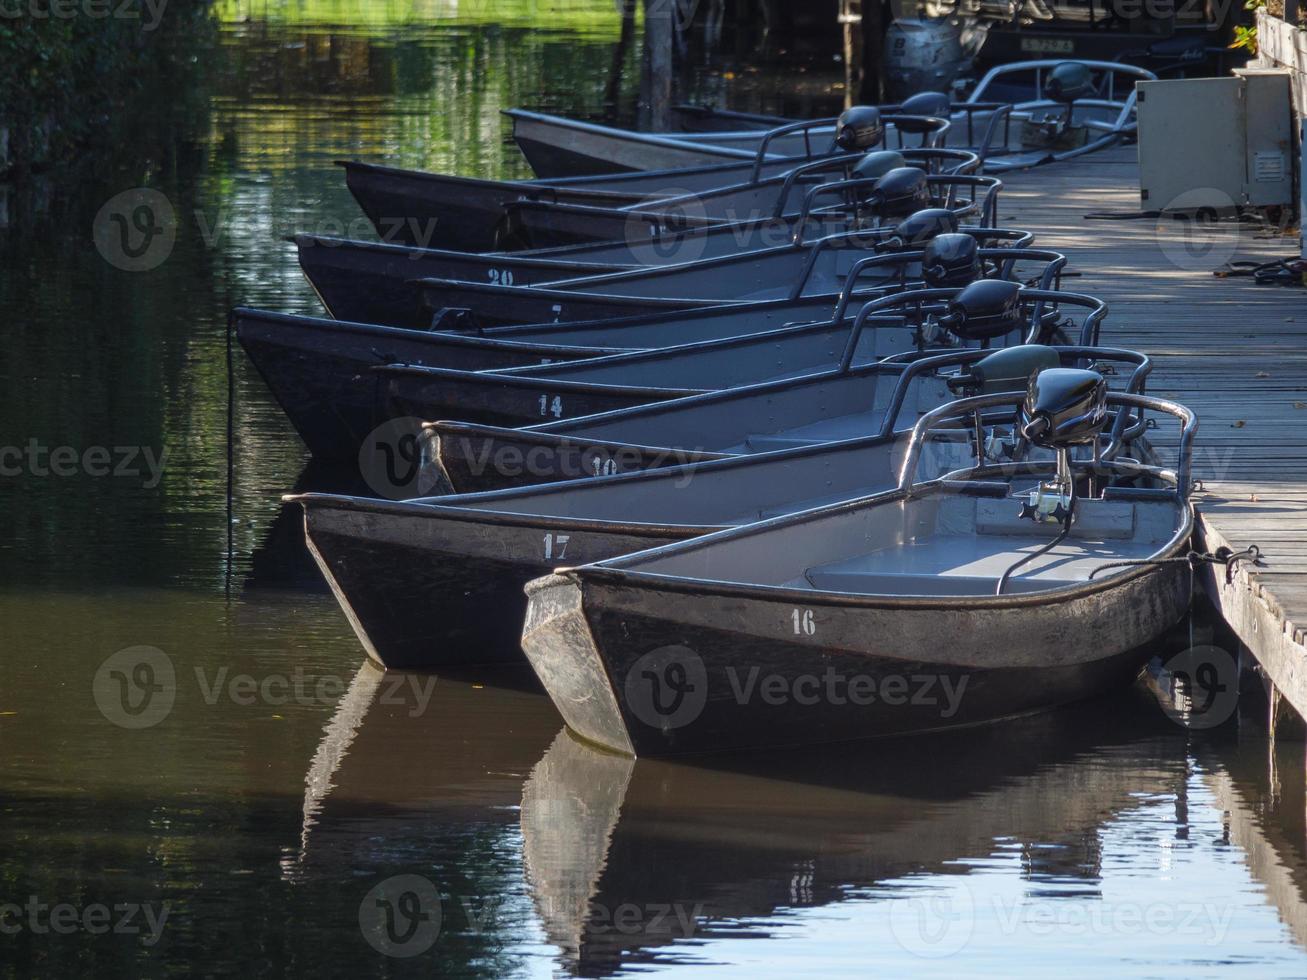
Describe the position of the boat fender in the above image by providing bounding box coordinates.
[835,106,884,151]
[1045,62,1095,105]
[946,344,1061,395]
[936,279,1024,341]
[880,207,958,251]
[921,233,980,288]
[852,150,906,181]
[1020,368,1109,447]
[867,167,931,219]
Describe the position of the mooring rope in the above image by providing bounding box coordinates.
[1086,545,1262,582]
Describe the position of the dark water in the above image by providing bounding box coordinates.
[3,5,1307,977]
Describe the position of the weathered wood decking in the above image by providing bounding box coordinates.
[1003,145,1307,713]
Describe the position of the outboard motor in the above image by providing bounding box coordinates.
[1011,367,1110,529]
[866,167,931,219]
[835,106,884,151]
[853,150,906,181]
[922,233,980,288]
[947,344,1062,395]
[894,91,953,137]
[1021,367,1109,448]
[1026,62,1096,147]
[1045,62,1096,105]
[935,279,1024,342]
[883,19,976,100]
[900,91,953,118]
[880,207,958,250]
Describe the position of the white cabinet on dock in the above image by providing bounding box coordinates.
[1137,69,1294,212]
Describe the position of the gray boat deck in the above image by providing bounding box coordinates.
[1002,144,1307,713]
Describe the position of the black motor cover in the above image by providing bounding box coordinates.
[1045,62,1095,104]
[870,167,931,218]
[900,91,952,117]
[939,279,1024,341]
[835,106,884,150]
[922,233,980,288]
[1020,367,1109,447]
[894,91,952,135]
[853,150,906,180]
[946,344,1062,394]
[882,207,958,250]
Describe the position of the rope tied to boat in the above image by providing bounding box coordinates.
[1086,545,1263,583]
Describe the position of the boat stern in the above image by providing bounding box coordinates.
[522,573,635,756]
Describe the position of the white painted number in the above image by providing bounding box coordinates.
[791,608,816,636]
[538,395,563,418]
[488,268,514,285]
[592,456,617,476]
[543,533,570,560]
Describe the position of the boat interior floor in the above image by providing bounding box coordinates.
[792,501,1169,597]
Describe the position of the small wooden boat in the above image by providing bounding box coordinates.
[339,145,971,256]
[493,166,1001,253]
[521,379,1196,756]
[422,272,1077,493]
[413,199,1008,329]
[241,242,1057,461]
[510,62,1155,178]
[341,107,940,251]
[289,346,1146,669]
[378,282,1087,444]
[298,205,1018,328]
[507,108,844,177]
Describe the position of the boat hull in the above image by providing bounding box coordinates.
[423,422,725,494]
[381,366,702,434]
[300,498,688,668]
[234,309,628,462]
[295,235,629,328]
[522,565,1192,756]
[339,161,642,250]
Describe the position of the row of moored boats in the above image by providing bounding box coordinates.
[236,60,1202,756]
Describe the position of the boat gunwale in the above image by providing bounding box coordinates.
[537,479,1195,612]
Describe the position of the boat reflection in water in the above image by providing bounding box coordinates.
[285,657,1307,975]
[520,687,1188,975]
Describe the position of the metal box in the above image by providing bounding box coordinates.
[1137,69,1294,211]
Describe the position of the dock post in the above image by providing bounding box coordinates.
[642,0,674,131]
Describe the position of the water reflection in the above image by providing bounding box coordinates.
[520,690,1185,974]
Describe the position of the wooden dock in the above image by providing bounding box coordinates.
[1003,145,1307,719]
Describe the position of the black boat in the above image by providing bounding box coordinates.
[289,345,1147,670]
[243,235,1053,462]
[340,109,937,250]
[495,165,1000,252]
[521,383,1198,755]
[378,282,1085,452]
[412,197,1006,329]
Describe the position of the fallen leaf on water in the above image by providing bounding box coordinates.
[1256,371,1271,378]
[1294,402,1307,409]
[1232,420,1246,428]
[1251,494,1260,502]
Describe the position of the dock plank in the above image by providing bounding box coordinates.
[1003,144,1307,711]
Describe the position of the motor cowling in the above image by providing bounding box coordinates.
[1045,62,1095,105]
[1020,367,1109,447]
[868,167,931,218]
[946,344,1062,394]
[894,91,951,136]
[881,208,959,250]
[900,91,953,118]
[853,150,906,181]
[922,233,980,288]
[937,279,1025,341]
[835,106,884,151]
